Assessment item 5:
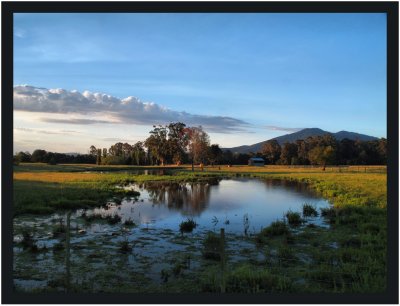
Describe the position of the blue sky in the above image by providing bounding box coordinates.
[13,13,386,153]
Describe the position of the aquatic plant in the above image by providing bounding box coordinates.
[285,211,303,226]
[179,218,197,233]
[259,220,289,238]
[243,213,250,236]
[302,203,318,217]
[20,229,38,252]
[123,218,136,226]
[119,239,131,253]
[105,213,122,225]
[202,231,221,260]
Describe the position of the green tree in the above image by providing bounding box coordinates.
[167,122,189,165]
[208,144,223,166]
[279,143,298,165]
[261,140,281,164]
[145,125,169,166]
[308,145,336,170]
[89,145,97,156]
[96,149,102,165]
[185,126,210,171]
[132,141,145,165]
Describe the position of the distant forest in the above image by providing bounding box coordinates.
[14,122,387,166]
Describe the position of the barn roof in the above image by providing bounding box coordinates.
[249,157,265,161]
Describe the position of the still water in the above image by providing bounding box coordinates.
[91,178,330,233]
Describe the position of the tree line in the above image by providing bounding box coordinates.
[88,123,220,170]
[13,122,386,167]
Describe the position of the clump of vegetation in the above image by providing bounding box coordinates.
[302,203,318,217]
[20,229,38,252]
[160,269,170,283]
[243,213,250,236]
[105,213,122,225]
[202,231,221,260]
[285,211,303,226]
[277,246,296,266]
[119,240,131,253]
[123,218,136,226]
[52,219,66,238]
[320,207,337,224]
[53,241,65,252]
[202,265,292,293]
[81,211,104,223]
[262,220,289,237]
[172,262,184,277]
[179,218,197,234]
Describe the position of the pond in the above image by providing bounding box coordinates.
[113,178,330,233]
[13,178,332,292]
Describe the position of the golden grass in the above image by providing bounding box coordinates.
[14,172,106,183]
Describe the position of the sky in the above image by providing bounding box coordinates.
[13,13,387,154]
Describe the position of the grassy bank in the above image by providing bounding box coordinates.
[13,164,386,215]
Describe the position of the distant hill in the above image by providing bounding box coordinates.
[223,128,379,154]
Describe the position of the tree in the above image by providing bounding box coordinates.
[185,126,210,171]
[296,139,310,165]
[308,145,336,170]
[132,142,145,165]
[89,145,97,156]
[377,138,387,164]
[31,149,47,163]
[109,142,123,157]
[279,143,298,165]
[102,148,108,158]
[14,151,32,163]
[145,125,169,166]
[122,143,133,158]
[96,149,102,165]
[208,144,223,166]
[261,140,281,164]
[167,122,189,165]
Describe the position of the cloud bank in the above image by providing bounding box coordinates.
[14,85,250,133]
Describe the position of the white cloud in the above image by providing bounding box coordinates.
[264,125,303,132]
[14,85,250,133]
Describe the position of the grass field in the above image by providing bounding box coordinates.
[12,163,388,293]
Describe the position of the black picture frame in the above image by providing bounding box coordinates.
[2,1,398,304]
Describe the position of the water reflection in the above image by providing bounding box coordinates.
[139,180,220,216]
[85,178,331,233]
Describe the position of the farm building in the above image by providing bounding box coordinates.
[248,157,265,166]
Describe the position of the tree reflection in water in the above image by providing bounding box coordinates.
[140,179,221,216]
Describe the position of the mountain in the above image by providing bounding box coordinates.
[223,128,379,154]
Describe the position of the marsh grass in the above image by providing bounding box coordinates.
[179,218,197,233]
[302,203,318,217]
[202,231,221,260]
[285,211,303,226]
[12,163,388,293]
